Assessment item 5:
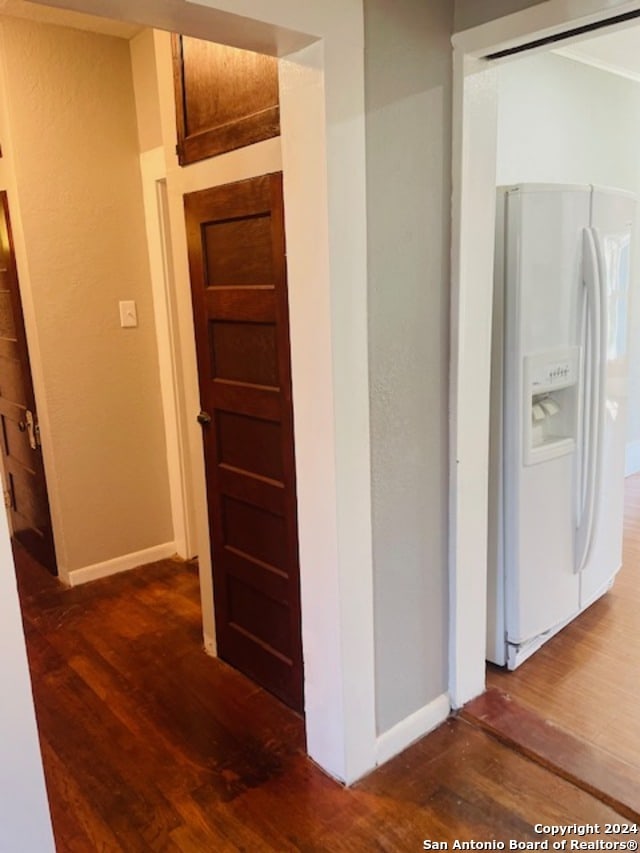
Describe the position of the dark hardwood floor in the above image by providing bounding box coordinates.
[16,544,631,852]
[487,474,640,778]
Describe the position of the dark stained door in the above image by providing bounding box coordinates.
[0,192,56,573]
[184,173,303,711]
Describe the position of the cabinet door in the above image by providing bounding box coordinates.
[172,34,280,166]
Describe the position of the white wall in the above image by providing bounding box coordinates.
[496,50,640,472]
[364,0,451,735]
[0,514,55,852]
[0,17,174,581]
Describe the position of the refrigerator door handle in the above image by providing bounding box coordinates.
[576,227,605,573]
[590,226,609,565]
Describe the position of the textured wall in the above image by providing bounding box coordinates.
[365,0,451,734]
[1,17,173,572]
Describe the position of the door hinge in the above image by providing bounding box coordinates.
[3,487,11,510]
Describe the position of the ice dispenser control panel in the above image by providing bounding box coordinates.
[523,347,580,466]
[529,356,578,392]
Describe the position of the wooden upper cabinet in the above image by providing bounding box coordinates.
[172,34,280,166]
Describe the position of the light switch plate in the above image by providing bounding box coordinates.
[119,300,137,328]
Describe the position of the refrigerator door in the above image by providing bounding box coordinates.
[502,186,589,657]
[579,188,635,607]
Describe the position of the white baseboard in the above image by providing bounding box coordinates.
[68,542,177,587]
[375,693,450,767]
[203,632,217,657]
[626,439,640,477]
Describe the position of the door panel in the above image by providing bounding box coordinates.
[172,34,280,166]
[185,173,303,711]
[209,320,279,386]
[0,192,56,573]
[216,411,283,481]
[203,215,275,285]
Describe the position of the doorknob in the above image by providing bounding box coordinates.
[25,410,39,450]
[197,410,212,426]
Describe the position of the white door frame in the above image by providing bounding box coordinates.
[24,0,376,785]
[449,0,640,709]
[139,148,196,561]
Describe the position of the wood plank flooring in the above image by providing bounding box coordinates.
[16,543,632,851]
[487,473,640,775]
[462,688,640,820]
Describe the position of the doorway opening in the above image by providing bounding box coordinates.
[2,0,376,787]
[451,0,640,805]
[0,16,298,686]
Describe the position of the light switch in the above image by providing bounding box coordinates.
[119,300,138,328]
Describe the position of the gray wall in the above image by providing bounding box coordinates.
[454,0,543,31]
[364,0,452,734]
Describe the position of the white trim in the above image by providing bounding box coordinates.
[139,146,196,559]
[203,632,216,657]
[279,37,377,785]
[450,0,640,709]
[375,694,450,768]
[449,54,499,709]
[625,439,640,476]
[67,542,177,587]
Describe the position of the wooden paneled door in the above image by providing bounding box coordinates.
[184,173,303,711]
[0,192,56,573]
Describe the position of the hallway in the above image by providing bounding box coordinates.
[16,542,632,850]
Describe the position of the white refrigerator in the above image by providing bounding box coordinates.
[487,183,635,669]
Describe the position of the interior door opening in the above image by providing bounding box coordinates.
[0,1,306,721]
[455,9,640,789]
[0,8,278,680]
[3,0,376,781]
[0,191,55,574]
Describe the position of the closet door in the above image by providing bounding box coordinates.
[184,173,303,711]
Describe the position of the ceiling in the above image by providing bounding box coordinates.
[554,24,640,83]
[3,2,640,73]
[0,0,143,39]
